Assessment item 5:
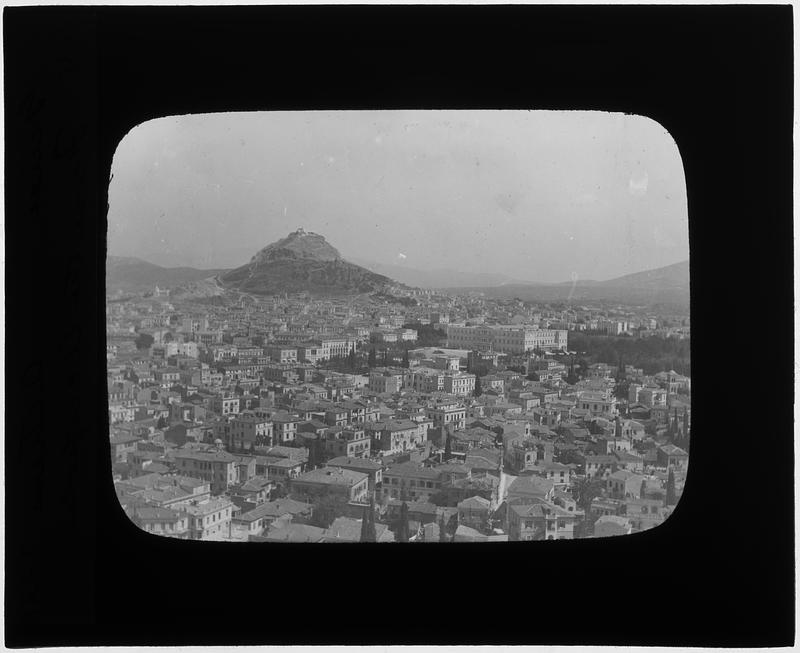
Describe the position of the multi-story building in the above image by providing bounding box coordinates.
[325,456,383,487]
[366,419,427,455]
[289,466,369,504]
[443,371,476,397]
[507,500,577,541]
[425,400,466,430]
[324,427,371,459]
[368,368,407,394]
[380,463,449,503]
[409,367,445,393]
[638,387,668,408]
[184,497,234,540]
[265,346,298,364]
[577,391,618,418]
[228,411,274,451]
[446,324,568,354]
[128,505,190,539]
[271,413,301,445]
[318,337,353,359]
[172,449,239,494]
[209,395,241,416]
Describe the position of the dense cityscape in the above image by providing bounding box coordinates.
[108,229,691,543]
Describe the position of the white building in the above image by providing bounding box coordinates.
[446,324,567,354]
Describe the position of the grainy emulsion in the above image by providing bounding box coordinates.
[106,110,690,542]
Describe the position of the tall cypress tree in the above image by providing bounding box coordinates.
[396,501,410,543]
[348,345,356,371]
[444,432,452,460]
[640,478,647,499]
[360,500,377,542]
[402,348,409,369]
[360,504,372,542]
[665,467,676,506]
[439,513,448,543]
[368,347,377,368]
[473,375,483,397]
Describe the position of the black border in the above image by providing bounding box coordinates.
[4,5,794,647]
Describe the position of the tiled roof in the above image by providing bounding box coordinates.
[294,466,367,486]
[326,456,383,471]
[458,495,491,510]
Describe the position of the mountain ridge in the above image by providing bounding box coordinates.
[107,243,688,306]
[219,229,407,297]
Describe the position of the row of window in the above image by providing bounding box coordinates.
[384,477,441,489]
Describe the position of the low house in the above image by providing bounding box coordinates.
[320,516,394,543]
[326,456,383,487]
[606,470,646,499]
[184,497,235,540]
[457,495,492,531]
[266,458,305,486]
[506,475,555,504]
[110,434,141,462]
[381,462,448,503]
[506,500,576,541]
[525,461,572,488]
[623,498,670,532]
[657,444,689,470]
[593,515,633,538]
[230,498,313,540]
[254,522,326,543]
[289,466,370,505]
[127,505,189,539]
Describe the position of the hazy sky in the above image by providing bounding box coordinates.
[108,110,688,283]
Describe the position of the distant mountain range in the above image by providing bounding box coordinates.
[446,260,690,307]
[106,256,225,293]
[107,238,688,307]
[349,258,535,289]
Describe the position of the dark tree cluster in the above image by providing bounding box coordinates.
[567,331,691,376]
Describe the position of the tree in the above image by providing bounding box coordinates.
[565,355,579,385]
[348,345,356,372]
[473,375,483,397]
[395,501,410,543]
[439,513,448,543]
[616,356,626,382]
[360,501,376,542]
[135,333,154,350]
[402,348,409,369]
[665,467,676,506]
[444,432,452,460]
[307,436,325,471]
[310,495,339,529]
[382,349,389,366]
[446,513,459,538]
[368,347,377,368]
[156,416,167,429]
[640,478,647,499]
[572,475,605,537]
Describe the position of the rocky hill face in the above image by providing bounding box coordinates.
[220,229,402,296]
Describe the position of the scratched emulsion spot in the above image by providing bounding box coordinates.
[629,171,649,196]
[567,271,579,302]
